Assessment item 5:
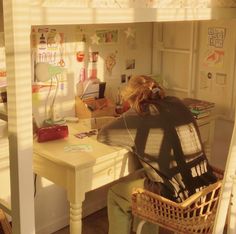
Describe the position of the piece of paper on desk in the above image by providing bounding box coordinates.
[74,130,97,139]
[64,144,93,153]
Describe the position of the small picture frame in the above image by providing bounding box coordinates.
[96,29,118,44]
[126,59,135,70]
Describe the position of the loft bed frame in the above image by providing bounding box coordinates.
[1,1,236,233]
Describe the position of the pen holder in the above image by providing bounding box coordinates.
[37,125,69,142]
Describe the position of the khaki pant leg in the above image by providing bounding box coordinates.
[107,177,158,234]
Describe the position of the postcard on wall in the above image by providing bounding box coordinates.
[96,29,118,44]
[32,27,66,68]
[202,48,224,69]
[208,27,226,48]
[89,51,99,63]
[126,59,136,70]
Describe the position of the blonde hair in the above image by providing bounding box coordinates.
[121,75,165,114]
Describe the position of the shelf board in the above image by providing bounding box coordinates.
[159,47,190,54]
[29,7,236,26]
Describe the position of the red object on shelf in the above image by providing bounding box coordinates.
[37,125,69,142]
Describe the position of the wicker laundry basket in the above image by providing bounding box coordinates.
[132,166,224,234]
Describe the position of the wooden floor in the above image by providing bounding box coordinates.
[53,207,173,234]
[54,208,108,234]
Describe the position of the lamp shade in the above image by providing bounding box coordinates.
[35,62,64,82]
[34,62,66,126]
[35,62,51,82]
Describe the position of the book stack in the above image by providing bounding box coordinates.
[182,98,215,119]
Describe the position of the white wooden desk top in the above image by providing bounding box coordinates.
[33,121,128,170]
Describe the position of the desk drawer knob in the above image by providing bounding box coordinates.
[107,168,113,176]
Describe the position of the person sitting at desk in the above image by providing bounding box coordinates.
[97,75,217,234]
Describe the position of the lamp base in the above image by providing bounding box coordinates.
[43,118,66,127]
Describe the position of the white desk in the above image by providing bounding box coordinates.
[33,121,139,234]
[33,115,215,234]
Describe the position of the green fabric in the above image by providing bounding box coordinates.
[107,177,159,234]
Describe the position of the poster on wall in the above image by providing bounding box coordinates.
[31,27,67,97]
[207,27,226,48]
[105,51,117,76]
[88,51,99,79]
[202,27,226,69]
[202,49,224,68]
[32,28,66,67]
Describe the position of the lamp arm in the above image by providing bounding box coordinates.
[49,75,59,121]
[44,78,53,120]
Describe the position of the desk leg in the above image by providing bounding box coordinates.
[70,202,83,234]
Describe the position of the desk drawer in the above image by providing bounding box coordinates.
[91,160,115,189]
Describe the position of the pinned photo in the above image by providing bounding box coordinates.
[126,59,135,70]
[89,51,99,63]
[121,74,126,83]
[106,52,117,75]
[76,51,85,62]
[96,30,118,44]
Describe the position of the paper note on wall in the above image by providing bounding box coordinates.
[202,49,224,69]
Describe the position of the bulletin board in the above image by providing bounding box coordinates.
[31,22,152,124]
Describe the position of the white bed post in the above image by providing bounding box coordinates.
[3,1,35,233]
[213,110,236,234]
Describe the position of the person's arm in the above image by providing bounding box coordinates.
[97,115,134,150]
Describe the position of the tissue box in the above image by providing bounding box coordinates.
[37,125,69,142]
[75,97,116,119]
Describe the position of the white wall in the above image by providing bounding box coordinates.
[153,20,235,170]
[196,19,236,119]
[152,21,196,98]
[195,20,236,166]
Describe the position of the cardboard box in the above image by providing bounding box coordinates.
[75,97,116,119]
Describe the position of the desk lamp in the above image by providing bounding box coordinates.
[35,62,66,126]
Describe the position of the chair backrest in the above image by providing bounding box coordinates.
[132,180,222,234]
